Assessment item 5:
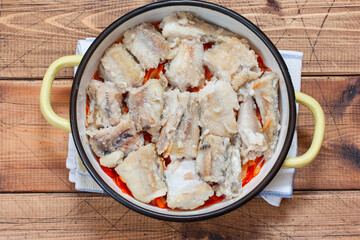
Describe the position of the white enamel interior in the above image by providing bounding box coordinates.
[75,5,291,217]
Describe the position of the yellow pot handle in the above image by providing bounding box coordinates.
[40,55,83,133]
[282,91,325,168]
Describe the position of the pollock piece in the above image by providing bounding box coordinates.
[115,144,167,203]
[99,150,124,168]
[165,39,204,91]
[198,81,239,138]
[165,159,214,210]
[203,36,261,91]
[160,11,234,42]
[169,93,200,159]
[86,79,123,128]
[88,118,144,157]
[196,134,230,183]
[99,43,144,89]
[127,79,166,137]
[123,23,169,70]
[156,89,191,156]
[252,72,281,159]
[216,134,242,198]
[237,97,267,164]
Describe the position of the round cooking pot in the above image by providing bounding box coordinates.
[40,0,325,221]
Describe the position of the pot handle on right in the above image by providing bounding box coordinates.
[282,91,325,168]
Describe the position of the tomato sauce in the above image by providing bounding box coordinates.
[143,62,166,84]
[242,156,265,187]
[151,21,162,32]
[203,42,215,51]
[202,194,226,208]
[204,65,213,81]
[94,156,133,197]
[93,70,104,82]
[164,156,171,167]
[113,36,124,45]
[257,55,271,73]
[121,93,129,114]
[143,132,152,144]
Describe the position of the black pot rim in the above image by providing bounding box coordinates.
[70,0,296,222]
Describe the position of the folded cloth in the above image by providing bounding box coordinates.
[67,38,302,207]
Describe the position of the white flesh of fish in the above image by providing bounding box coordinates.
[198,81,239,138]
[123,23,169,70]
[165,159,214,210]
[99,43,144,90]
[115,144,167,203]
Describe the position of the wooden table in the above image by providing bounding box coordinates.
[1,0,359,239]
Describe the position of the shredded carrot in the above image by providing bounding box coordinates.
[257,55,271,72]
[95,156,117,179]
[203,42,215,51]
[262,115,272,131]
[113,36,124,44]
[156,63,164,79]
[154,196,167,208]
[253,165,261,176]
[242,156,264,187]
[187,66,212,92]
[198,194,225,209]
[252,82,261,89]
[121,94,129,114]
[151,21,162,32]
[95,156,133,197]
[254,159,265,177]
[248,160,256,167]
[143,68,155,84]
[204,66,213,81]
[242,164,254,187]
[114,176,133,197]
[241,163,248,180]
[143,132,152,144]
[143,63,165,84]
[164,156,171,167]
[85,98,90,119]
[100,166,117,179]
[187,86,202,92]
[93,70,104,82]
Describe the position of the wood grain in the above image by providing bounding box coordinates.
[1,0,360,79]
[0,191,359,239]
[0,76,358,192]
[295,75,360,190]
[0,80,74,192]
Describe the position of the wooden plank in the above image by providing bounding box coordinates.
[294,75,360,190]
[0,76,358,192]
[0,0,359,79]
[0,191,359,239]
[0,80,75,192]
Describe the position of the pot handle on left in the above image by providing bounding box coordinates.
[282,91,325,168]
[40,55,83,133]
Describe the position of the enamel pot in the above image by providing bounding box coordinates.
[40,0,325,221]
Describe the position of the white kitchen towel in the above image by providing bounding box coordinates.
[67,38,302,207]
